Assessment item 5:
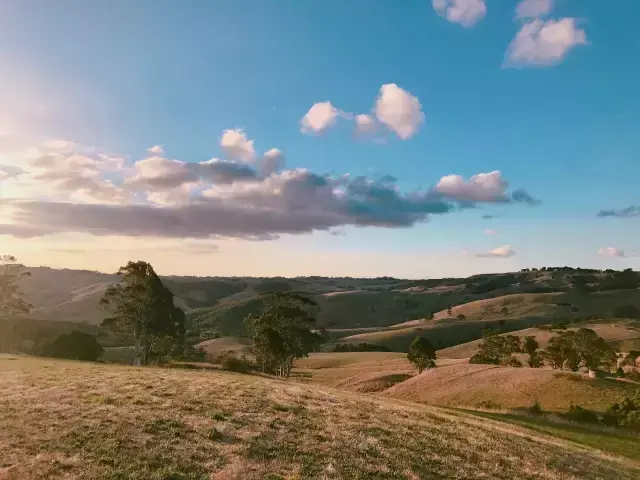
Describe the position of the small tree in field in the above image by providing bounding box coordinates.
[100,261,185,366]
[523,335,543,367]
[470,334,522,366]
[0,255,31,352]
[245,292,322,377]
[407,336,437,373]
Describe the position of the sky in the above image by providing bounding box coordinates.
[1,0,639,278]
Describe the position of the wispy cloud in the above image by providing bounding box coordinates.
[474,245,516,258]
[515,0,553,20]
[484,229,498,236]
[597,205,640,218]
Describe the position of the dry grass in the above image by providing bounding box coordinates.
[383,363,640,413]
[1,355,639,479]
[196,336,252,358]
[438,322,640,359]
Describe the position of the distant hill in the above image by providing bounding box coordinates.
[12,266,640,353]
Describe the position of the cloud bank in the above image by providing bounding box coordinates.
[0,135,539,241]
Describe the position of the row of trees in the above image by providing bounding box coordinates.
[470,328,618,372]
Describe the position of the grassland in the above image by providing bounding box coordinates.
[383,363,640,412]
[1,355,639,479]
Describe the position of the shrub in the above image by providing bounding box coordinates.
[615,367,625,378]
[218,352,250,373]
[528,401,543,416]
[602,391,640,430]
[565,405,599,424]
[35,330,103,362]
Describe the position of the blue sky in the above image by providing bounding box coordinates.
[1,0,639,278]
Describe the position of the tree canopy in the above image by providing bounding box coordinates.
[407,336,437,373]
[99,261,185,366]
[245,292,322,377]
[37,330,104,362]
[470,334,522,366]
[543,328,616,371]
[0,255,31,320]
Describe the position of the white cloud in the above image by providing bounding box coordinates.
[354,114,377,135]
[433,171,508,202]
[147,145,165,155]
[433,0,486,28]
[476,245,516,258]
[515,0,553,20]
[260,148,285,177]
[374,84,424,140]
[484,228,498,235]
[505,18,587,67]
[220,128,256,162]
[300,102,339,134]
[598,247,626,258]
[126,156,194,191]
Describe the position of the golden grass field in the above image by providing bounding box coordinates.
[1,355,639,479]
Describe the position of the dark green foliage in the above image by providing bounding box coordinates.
[602,391,640,430]
[565,405,600,424]
[172,343,207,362]
[35,330,103,361]
[470,334,522,366]
[529,401,543,416]
[323,343,392,352]
[447,306,452,316]
[615,367,625,378]
[407,336,437,373]
[543,328,617,371]
[528,352,544,368]
[99,261,186,366]
[523,336,539,355]
[217,352,251,373]
[599,269,640,291]
[245,293,322,377]
[613,304,640,319]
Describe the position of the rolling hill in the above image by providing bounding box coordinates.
[382,363,640,413]
[1,355,638,479]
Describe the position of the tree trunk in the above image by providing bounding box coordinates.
[133,334,142,367]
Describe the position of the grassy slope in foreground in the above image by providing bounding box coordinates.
[1,356,639,480]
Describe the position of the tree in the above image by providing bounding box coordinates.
[37,330,104,361]
[99,261,185,366]
[501,306,508,316]
[523,335,543,367]
[543,329,617,372]
[0,255,31,319]
[470,334,522,366]
[0,255,31,352]
[447,306,452,316]
[245,292,322,377]
[407,336,437,373]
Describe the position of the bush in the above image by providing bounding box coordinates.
[35,330,104,362]
[615,367,625,378]
[602,392,640,430]
[528,401,543,416]
[565,405,599,424]
[218,352,250,373]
